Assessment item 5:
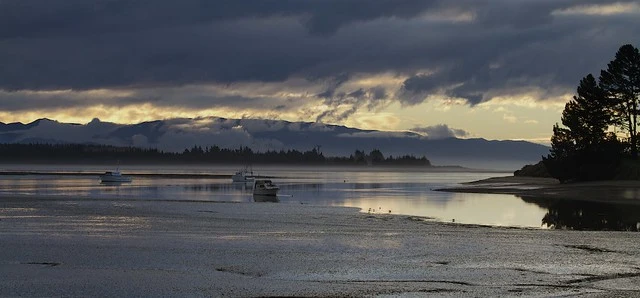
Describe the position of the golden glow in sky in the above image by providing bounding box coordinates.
[1,1,638,147]
[0,74,568,145]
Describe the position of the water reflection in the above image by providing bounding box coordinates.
[100,181,128,187]
[230,181,254,191]
[184,183,250,192]
[0,168,562,228]
[521,196,640,231]
[253,195,280,203]
[278,182,549,228]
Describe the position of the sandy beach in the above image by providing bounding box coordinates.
[1,191,640,297]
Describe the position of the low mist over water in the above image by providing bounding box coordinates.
[1,164,638,230]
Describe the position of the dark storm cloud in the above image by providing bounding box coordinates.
[0,87,275,112]
[316,73,350,99]
[1,0,639,109]
[315,85,389,123]
[0,0,440,39]
[0,91,93,111]
[398,9,640,105]
[411,124,469,139]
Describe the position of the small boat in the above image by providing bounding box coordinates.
[253,179,279,196]
[231,167,255,183]
[100,170,132,183]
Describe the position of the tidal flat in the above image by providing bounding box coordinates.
[1,195,639,297]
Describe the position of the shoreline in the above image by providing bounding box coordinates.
[437,175,640,205]
[0,171,234,179]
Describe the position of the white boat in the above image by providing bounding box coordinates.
[231,167,254,183]
[100,170,132,183]
[253,179,279,196]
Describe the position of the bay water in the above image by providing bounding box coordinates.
[1,164,638,230]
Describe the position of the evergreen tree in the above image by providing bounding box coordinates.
[550,74,611,156]
[369,149,385,163]
[567,74,612,150]
[599,44,640,158]
[549,124,574,159]
[547,74,621,182]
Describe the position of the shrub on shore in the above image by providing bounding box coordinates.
[514,161,551,178]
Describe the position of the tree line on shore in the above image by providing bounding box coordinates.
[0,143,431,166]
[543,44,640,182]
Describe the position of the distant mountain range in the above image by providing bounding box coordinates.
[0,117,550,170]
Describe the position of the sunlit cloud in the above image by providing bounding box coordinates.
[0,77,583,146]
[503,114,518,123]
[410,124,469,139]
[525,120,539,125]
[493,107,509,113]
[419,8,476,23]
[479,89,570,111]
[428,96,468,112]
[346,112,402,131]
[553,2,640,16]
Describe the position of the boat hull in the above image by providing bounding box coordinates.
[100,172,132,183]
[252,179,279,196]
[253,188,279,196]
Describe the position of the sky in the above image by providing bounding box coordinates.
[1,0,639,145]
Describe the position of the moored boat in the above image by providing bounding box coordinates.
[100,170,132,183]
[231,167,254,183]
[253,179,279,196]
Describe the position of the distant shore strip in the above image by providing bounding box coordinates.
[0,171,250,179]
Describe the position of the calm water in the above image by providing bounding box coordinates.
[1,164,639,231]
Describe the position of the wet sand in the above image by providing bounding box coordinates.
[1,195,640,297]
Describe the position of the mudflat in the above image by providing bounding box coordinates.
[1,195,639,297]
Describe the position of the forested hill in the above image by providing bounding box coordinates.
[0,143,432,166]
[0,117,548,170]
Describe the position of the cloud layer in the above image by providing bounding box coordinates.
[1,0,639,127]
[410,124,469,139]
